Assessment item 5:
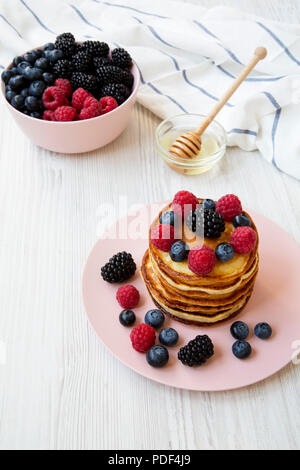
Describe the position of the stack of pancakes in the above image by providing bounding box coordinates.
[141,201,259,325]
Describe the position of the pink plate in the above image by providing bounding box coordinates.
[82,204,300,391]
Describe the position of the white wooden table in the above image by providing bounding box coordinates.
[0,0,300,450]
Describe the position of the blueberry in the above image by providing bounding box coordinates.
[43,50,52,60]
[44,42,55,51]
[29,80,46,97]
[13,56,23,67]
[5,89,16,102]
[49,49,64,64]
[233,214,252,228]
[169,240,189,262]
[1,69,15,84]
[24,67,43,81]
[202,199,216,211]
[23,51,37,64]
[8,75,26,90]
[34,57,49,71]
[10,67,18,76]
[119,309,136,326]
[230,321,249,340]
[42,72,55,85]
[23,110,30,115]
[146,345,169,367]
[215,242,235,262]
[34,49,44,59]
[17,61,30,75]
[254,322,272,339]
[232,340,252,359]
[25,95,40,111]
[159,328,179,346]
[145,309,165,329]
[11,94,25,110]
[20,88,30,97]
[159,210,178,226]
[30,111,42,119]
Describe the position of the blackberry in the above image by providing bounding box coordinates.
[93,56,111,69]
[72,51,92,72]
[96,65,133,88]
[52,59,73,78]
[178,335,214,367]
[71,72,98,92]
[80,40,109,58]
[54,32,76,57]
[101,252,136,283]
[186,207,225,238]
[101,83,130,105]
[112,48,132,69]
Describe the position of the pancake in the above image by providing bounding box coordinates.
[141,199,259,325]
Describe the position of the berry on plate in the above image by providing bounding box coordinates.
[215,242,235,262]
[159,328,179,347]
[188,245,216,276]
[216,194,242,222]
[230,321,249,340]
[146,345,169,367]
[232,340,252,359]
[116,285,140,309]
[201,198,216,211]
[144,309,165,329]
[232,213,252,228]
[100,96,118,114]
[254,322,272,339]
[150,224,177,252]
[230,226,257,254]
[186,207,225,238]
[172,190,198,217]
[119,309,136,327]
[159,210,178,227]
[130,323,155,352]
[169,240,189,262]
[101,251,136,283]
[178,335,214,366]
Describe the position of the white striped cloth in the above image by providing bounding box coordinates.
[1,0,300,179]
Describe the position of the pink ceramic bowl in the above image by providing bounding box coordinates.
[1,56,140,154]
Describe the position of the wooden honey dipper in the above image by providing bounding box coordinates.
[169,47,267,159]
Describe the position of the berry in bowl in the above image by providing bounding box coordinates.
[1,33,140,153]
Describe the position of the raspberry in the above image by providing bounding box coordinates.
[116,285,140,309]
[216,194,242,222]
[130,324,155,353]
[54,106,76,121]
[42,86,66,110]
[54,78,72,97]
[100,96,118,114]
[43,110,56,121]
[230,226,257,254]
[79,96,102,120]
[150,224,177,252]
[71,88,91,110]
[172,190,198,217]
[188,245,216,276]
